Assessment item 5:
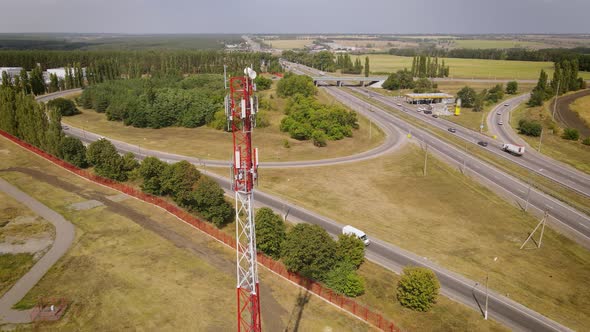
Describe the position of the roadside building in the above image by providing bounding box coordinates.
[0,67,23,84]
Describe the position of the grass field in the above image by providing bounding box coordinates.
[0,137,373,331]
[510,103,590,174]
[0,253,34,298]
[265,39,313,50]
[355,54,590,80]
[62,87,384,163]
[254,145,590,331]
[569,95,590,127]
[452,39,550,49]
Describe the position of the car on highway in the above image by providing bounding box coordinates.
[424,110,432,114]
[498,121,503,125]
[432,114,439,118]
[478,141,488,147]
[396,103,402,106]
[504,103,509,106]
[448,127,456,133]
[417,109,422,112]
[497,111,502,115]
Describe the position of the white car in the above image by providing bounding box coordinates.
[496,111,501,115]
[498,121,503,125]
[504,103,509,107]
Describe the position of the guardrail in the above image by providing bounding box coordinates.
[0,130,400,331]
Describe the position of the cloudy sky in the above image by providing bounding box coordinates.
[0,0,588,34]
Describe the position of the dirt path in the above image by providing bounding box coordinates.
[0,178,75,324]
[1,167,288,330]
[553,89,590,137]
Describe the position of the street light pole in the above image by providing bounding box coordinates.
[484,257,498,320]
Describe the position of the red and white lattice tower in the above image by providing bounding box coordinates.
[225,67,261,332]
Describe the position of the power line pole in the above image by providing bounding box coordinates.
[520,211,549,249]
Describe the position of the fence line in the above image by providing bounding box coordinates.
[0,130,400,331]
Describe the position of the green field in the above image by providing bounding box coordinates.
[253,145,590,331]
[452,39,550,49]
[355,54,590,80]
[511,102,590,174]
[0,137,373,331]
[570,95,590,127]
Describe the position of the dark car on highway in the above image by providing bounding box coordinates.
[432,114,439,118]
[478,141,488,147]
[448,127,456,133]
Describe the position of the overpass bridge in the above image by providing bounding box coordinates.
[312,76,387,87]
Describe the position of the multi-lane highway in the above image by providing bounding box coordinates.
[36,86,573,331]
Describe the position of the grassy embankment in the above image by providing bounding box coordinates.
[510,102,590,174]
[0,191,54,297]
[347,88,590,218]
[0,137,373,331]
[570,94,590,127]
[245,144,590,332]
[353,54,590,80]
[61,84,384,163]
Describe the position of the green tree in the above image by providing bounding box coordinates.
[192,176,234,227]
[324,263,365,297]
[364,56,370,77]
[47,98,79,116]
[59,136,88,168]
[254,75,272,90]
[396,266,440,312]
[45,108,64,157]
[160,160,201,204]
[281,224,337,281]
[527,89,545,107]
[518,119,542,137]
[276,73,317,98]
[86,138,126,181]
[457,86,477,108]
[29,66,46,96]
[138,156,169,195]
[336,234,365,268]
[49,73,59,93]
[19,69,31,94]
[506,81,518,94]
[255,207,286,259]
[382,69,415,91]
[121,152,139,176]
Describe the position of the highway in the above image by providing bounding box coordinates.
[37,88,572,330]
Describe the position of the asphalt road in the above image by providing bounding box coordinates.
[0,178,75,324]
[39,86,572,330]
[362,89,590,198]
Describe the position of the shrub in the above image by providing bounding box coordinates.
[518,119,542,137]
[47,98,80,116]
[86,139,126,181]
[582,137,590,146]
[562,128,580,141]
[336,234,365,268]
[506,81,518,94]
[396,266,440,312]
[59,136,87,168]
[254,76,272,90]
[324,263,365,297]
[192,176,234,227]
[276,73,317,98]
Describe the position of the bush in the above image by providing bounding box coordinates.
[192,176,234,227]
[582,137,590,146]
[255,208,286,259]
[276,73,317,98]
[282,224,337,281]
[396,266,440,312]
[336,234,365,268]
[59,136,87,168]
[86,139,127,181]
[47,98,80,116]
[506,81,518,94]
[254,76,272,90]
[562,128,580,141]
[324,263,365,297]
[311,130,327,147]
[138,156,168,195]
[518,119,542,137]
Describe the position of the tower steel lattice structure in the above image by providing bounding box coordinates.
[226,68,261,332]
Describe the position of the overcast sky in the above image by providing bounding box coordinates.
[0,0,588,34]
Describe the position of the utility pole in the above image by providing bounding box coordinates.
[369,120,372,141]
[520,211,549,249]
[423,142,429,176]
[552,80,561,121]
[524,172,532,212]
[484,257,498,320]
[480,111,485,133]
[538,127,543,153]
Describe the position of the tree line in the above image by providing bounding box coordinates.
[281,50,370,75]
[528,59,587,107]
[80,74,224,129]
[456,83,515,112]
[0,50,282,78]
[388,47,590,72]
[410,55,449,78]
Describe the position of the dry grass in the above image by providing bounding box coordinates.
[451,39,551,49]
[510,103,590,174]
[62,87,384,163]
[569,94,590,128]
[0,137,372,331]
[255,146,590,331]
[265,39,313,50]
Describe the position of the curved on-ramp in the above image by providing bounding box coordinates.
[0,178,75,324]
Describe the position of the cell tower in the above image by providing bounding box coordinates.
[225,67,261,332]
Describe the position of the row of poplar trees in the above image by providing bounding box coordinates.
[410,55,449,78]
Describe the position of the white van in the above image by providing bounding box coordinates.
[342,225,370,246]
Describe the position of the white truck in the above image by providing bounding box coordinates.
[502,143,525,156]
[342,225,370,246]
